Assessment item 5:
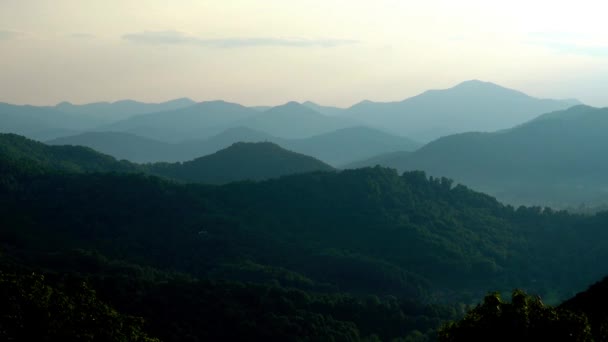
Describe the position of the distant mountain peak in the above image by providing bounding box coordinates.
[455,79,496,86]
[149,140,333,184]
[226,141,282,150]
[165,97,195,104]
[449,79,512,92]
[349,100,375,108]
[197,100,230,105]
[195,100,246,109]
[279,101,305,108]
[267,101,320,114]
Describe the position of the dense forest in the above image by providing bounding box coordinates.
[2,132,608,340]
[352,105,608,208]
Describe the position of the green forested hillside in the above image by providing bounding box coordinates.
[351,105,608,207]
[343,80,579,142]
[439,276,608,341]
[1,133,334,184]
[0,133,136,175]
[3,132,608,340]
[48,125,419,166]
[148,141,334,184]
[0,270,159,342]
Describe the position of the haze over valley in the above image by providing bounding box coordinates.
[3,1,608,341]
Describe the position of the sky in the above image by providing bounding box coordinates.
[1,0,607,107]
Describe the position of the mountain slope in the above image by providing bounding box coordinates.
[47,126,419,167]
[48,131,181,163]
[235,102,358,138]
[289,126,419,166]
[560,275,608,341]
[344,80,581,142]
[0,103,103,141]
[302,101,345,116]
[344,151,413,169]
[104,100,259,142]
[148,142,334,184]
[54,97,195,122]
[0,133,136,175]
[362,105,608,206]
[47,127,276,163]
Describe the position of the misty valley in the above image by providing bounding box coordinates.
[2,79,608,341]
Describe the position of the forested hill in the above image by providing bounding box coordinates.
[3,132,608,340]
[351,105,608,207]
[0,133,136,175]
[1,133,333,184]
[3,150,608,299]
[147,141,334,184]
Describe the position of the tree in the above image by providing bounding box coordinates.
[439,290,592,341]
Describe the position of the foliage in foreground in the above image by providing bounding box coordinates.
[0,271,158,342]
[439,290,592,341]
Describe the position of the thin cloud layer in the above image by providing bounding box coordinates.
[122,30,358,48]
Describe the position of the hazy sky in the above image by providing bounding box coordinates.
[1,0,607,107]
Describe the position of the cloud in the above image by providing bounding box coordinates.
[0,29,23,40]
[122,30,358,48]
[526,32,608,57]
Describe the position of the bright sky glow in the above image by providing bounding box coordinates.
[1,0,607,106]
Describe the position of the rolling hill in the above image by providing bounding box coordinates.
[0,133,136,175]
[4,131,608,340]
[0,99,197,142]
[301,101,345,116]
[288,126,419,166]
[0,103,104,141]
[49,126,420,166]
[351,105,608,206]
[343,80,581,142]
[147,141,334,184]
[48,131,182,163]
[103,101,358,142]
[54,97,195,122]
[344,150,413,169]
[234,101,358,138]
[103,100,259,142]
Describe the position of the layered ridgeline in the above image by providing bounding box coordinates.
[3,131,608,340]
[54,97,196,122]
[342,80,580,142]
[102,100,259,142]
[4,80,577,157]
[102,101,360,142]
[0,98,196,141]
[349,105,608,207]
[148,141,334,184]
[0,134,332,184]
[49,126,419,166]
[0,103,104,141]
[0,133,137,174]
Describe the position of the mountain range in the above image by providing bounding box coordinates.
[53,97,196,122]
[1,133,332,184]
[2,80,579,145]
[4,126,608,340]
[342,80,580,142]
[48,125,420,166]
[0,98,196,141]
[349,105,608,207]
[5,79,602,206]
[148,141,334,184]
